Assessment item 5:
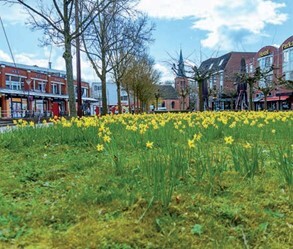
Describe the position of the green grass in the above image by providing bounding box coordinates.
[0,112,292,248]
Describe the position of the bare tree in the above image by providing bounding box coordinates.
[81,0,153,115]
[1,0,112,116]
[172,64,213,112]
[257,66,277,110]
[277,75,293,90]
[109,14,154,114]
[237,66,261,111]
[237,64,275,111]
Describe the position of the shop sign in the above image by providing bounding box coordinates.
[259,49,271,57]
[282,41,293,50]
[12,98,21,102]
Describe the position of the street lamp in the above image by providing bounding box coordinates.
[25,79,32,117]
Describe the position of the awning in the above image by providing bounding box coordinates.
[259,96,289,102]
[0,88,68,99]
[0,88,98,102]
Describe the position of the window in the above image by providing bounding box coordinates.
[282,48,293,80]
[5,75,25,90]
[219,73,224,88]
[37,81,46,92]
[82,88,88,97]
[259,73,273,88]
[209,75,216,89]
[94,85,102,91]
[258,55,273,70]
[180,81,186,89]
[52,84,60,94]
[171,101,175,109]
[209,77,213,89]
[218,59,224,66]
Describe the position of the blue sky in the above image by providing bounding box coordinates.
[0,0,292,83]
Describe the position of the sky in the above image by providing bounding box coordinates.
[0,0,292,83]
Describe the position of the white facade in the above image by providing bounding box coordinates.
[91,82,129,107]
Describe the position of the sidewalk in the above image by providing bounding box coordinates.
[0,122,53,133]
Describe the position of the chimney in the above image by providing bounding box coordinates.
[48,61,52,69]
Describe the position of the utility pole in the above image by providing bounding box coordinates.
[75,0,83,117]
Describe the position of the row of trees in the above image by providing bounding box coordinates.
[2,0,159,116]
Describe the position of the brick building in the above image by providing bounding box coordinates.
[0,61,94,118]
[199,52,256,110]
[155,84,180,111]
[198,35,293,111]
[250,35,293,110]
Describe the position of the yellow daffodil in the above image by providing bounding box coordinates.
[188,139,195,149]
[96,144,104,152]
[103,135,111,143]
[243,142,252,149]
[224,136,234,145]
[193,133,202,141]
[146,141,154,149]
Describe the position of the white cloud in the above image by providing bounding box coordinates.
[0,50,12,61]
[0,48,96,83]
[154,63,174,82]
[0,4,28,25]
[137,0,288,50]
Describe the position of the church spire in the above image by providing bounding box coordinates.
[177,49,185,77]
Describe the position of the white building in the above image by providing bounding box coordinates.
[91,82,130,113]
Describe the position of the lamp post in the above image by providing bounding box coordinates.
[25,79,32,117]
[75,0,82,117]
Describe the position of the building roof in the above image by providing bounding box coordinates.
[0,61,66,78]
[199,52,232,72]
[177,49,186,77]
[0,88,98,102]
[199,52,256,72]
[157,85,178,99]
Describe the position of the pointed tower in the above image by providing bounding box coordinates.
[177,49,185,77]
[175,49,190,110]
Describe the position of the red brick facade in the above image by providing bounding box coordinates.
[0,62,91,118]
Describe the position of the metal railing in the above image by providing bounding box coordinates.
[0,110,53,119]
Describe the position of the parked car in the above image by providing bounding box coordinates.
[157,107,167,111]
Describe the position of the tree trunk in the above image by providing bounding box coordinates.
[182,96,186,110]
[198,79,204,112]
[264,94,268,111]
[133,89,136,114]
[136,88,139,113]
[126,86,131,113]
[117,81,122,114]
[63,40,77,117]
[101,73,108,115]
[230,98,234,111]
[249,82,254,111]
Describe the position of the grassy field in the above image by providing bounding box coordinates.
[0,111,292,249]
